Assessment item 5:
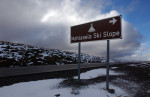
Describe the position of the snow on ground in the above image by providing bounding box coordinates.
[0,79,63,97]
[129,64,136,67]
[111,67,118,69]
[0,79,128,97]
[74,68,124,79]
[147,90,150,93]
[129,63,150,68]
[0,68,127,97]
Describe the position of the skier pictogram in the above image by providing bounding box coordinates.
[88,23,96,32]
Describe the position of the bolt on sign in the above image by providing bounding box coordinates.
[71,15,122,43]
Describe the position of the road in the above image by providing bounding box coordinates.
[1,61,148,77]
[0,63,106,77]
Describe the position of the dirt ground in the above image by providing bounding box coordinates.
[111,63,150,97]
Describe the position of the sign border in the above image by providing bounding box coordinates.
[70,15,122,44]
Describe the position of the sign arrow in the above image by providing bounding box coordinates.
[109,18,117,25]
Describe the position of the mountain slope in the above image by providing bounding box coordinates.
[0,41,108,67]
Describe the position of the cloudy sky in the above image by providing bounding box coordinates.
[0,0,150,61]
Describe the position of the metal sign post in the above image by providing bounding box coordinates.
[78,42,81,81]
[106,40,110,90]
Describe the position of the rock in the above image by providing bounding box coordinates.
[54,94,60,97]
[108,89,115,94]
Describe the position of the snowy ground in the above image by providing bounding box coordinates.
[0,68,128,97]
[74,68,123,79]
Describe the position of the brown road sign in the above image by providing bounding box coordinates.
[71,15,122,43]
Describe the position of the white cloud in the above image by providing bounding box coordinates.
[142,54,150,57]
[0,0,142,61]
[147,58,150,61]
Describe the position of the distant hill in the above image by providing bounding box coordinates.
[0,41,116,67]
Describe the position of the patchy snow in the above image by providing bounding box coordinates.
[74,68,124,79]
[147,90,150,93]
[0,41,115,66]
[111,67,118,69]
[129,64,136,67]
[109,59,116,63]
[129,63,150,68]
[0,78,128,97]
[141,63,148,65]
[0,53,5,56]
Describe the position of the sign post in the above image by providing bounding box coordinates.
[106,40,110,89]
[71,15,122,89]
[78,42,81,81]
